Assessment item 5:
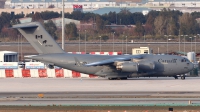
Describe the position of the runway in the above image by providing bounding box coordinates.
[0,77,200,106]
[1,97,200,106]
[1,77,200,92]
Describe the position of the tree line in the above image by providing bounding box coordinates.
[1,8,200,41]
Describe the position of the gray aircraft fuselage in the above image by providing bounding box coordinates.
[31,53,194,78]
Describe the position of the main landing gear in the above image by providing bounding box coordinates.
[174,76,185,80]
[108,77,128,80]
[174,76,178,79]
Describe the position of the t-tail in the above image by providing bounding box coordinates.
[12,22,65,54]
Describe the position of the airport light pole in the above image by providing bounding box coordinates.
[167,38,172,54]
[189,37,192,52]
[99,36,101,52]
[85,30,86,53]
[184,35,187,54]
[113,32,115,52]
[194,35,197,53]
[61,0,65,50]
[164,35,171,54]
[18,34,19,62]
[178,22,181,52]
[122,35,124,54]
[196,34,200,53]
[179,31,180,52]
[21,34,22,61]
[181,35,188,55]
[126,36,127,54]
[79,30,80,53]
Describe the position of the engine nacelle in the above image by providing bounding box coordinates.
[138,61,155,71]
[116,61,138,72]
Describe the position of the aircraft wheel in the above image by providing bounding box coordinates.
[108,78,117,80]
[181,76,185,80]
[174,76,178,79]
[117,77,121,80]
[108,78,113,80]
[121,77,127,80]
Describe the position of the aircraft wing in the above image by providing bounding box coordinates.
[85,55,142,66]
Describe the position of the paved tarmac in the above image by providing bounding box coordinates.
[1,77,200,92]
[0,77,200,106]
[0,97,200,106]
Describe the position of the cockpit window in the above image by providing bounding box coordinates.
[181,58,189,62]
[185,58,190,62]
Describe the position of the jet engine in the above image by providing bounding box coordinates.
[116,61,138,72]
[138,61,155,71]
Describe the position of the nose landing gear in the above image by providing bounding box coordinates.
[174,75,185,80]
[181,76,185,80]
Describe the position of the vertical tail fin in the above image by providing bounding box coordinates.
[12,22,65,54]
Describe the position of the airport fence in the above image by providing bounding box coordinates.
[0,68,97,78]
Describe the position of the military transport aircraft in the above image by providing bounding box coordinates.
[12,22,194,80]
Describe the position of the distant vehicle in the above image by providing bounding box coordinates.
[18,62,25,68]
[12,22,194,80]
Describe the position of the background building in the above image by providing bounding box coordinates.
[0,51,18,62]
[44,17,80,28]
[132,47,153,55]
[4,0,115,9]
[0,8,73,15]
[2,0,200,15]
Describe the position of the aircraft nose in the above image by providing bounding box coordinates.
[188,62,194,71]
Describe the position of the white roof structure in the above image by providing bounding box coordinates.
[0,51,18,54]
[44,17,80,28]
[0,51,18,62]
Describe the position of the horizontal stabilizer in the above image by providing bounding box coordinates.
[12,24,38,29]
